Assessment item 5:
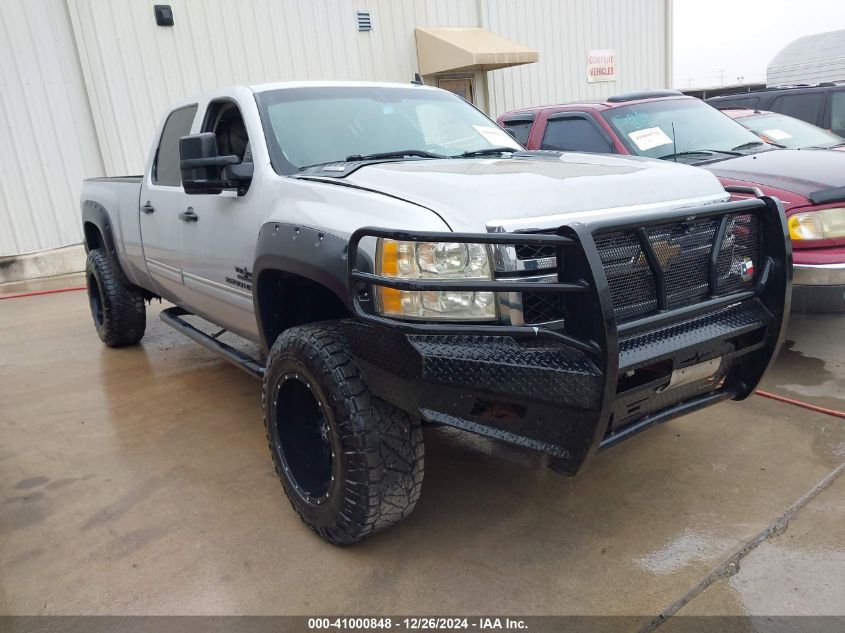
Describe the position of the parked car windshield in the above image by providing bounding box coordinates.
[257,85,521,173]
[736,112,844,149]
[600,98,770,162]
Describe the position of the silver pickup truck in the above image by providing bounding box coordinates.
[81,81,791,544]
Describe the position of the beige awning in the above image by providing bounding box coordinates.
[415,27,539,76]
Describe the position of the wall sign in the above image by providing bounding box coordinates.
[587,49,616,83]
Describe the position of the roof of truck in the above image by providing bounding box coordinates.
[249,80,440,93]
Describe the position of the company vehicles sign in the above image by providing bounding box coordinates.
[587,49,616,82]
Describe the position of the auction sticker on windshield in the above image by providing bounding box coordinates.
[628,126,673,151]
[473,125,521,149]
[761,128,792,140]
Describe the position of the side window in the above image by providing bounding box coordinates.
[770,93,825,125]
[153,105,197,186]
[830,92,845,135]
[203,101,251,163]
[502,119,533,145]
[541,116,614,153]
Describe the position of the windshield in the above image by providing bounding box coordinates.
[600,98,768,161]
[738,112,844,149]
[256,85,521,173]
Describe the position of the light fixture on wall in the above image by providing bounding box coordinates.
[154,5,174,27]
[356,11,372,31]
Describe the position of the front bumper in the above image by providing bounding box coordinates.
[345,197,791,475]
[792,263,845,313]
[793,262,845,286]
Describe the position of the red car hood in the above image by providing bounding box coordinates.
[703,149,845,203]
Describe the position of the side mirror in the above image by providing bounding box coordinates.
[179,133,242,195]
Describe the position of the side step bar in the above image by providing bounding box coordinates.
[160,307,265,379]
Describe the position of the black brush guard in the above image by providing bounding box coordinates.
[344,197,791,474]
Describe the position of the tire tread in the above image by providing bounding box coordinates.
[263,321,424,544]
[86,249,146,347]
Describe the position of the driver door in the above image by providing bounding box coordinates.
[176,99,262,341]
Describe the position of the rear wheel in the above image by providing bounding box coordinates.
[85,249,146,347]
[263,322,424,545]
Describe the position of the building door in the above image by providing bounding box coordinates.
[437,76,475,104]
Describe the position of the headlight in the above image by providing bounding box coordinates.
[788,208,845,241]
[374,239,497,321]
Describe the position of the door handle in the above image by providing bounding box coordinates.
[178,207,198,222]
[141,201,155,214]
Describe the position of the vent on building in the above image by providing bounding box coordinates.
[357,11,372,31]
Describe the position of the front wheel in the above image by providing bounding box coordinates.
[263,322,424,545]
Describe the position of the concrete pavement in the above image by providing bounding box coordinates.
[1,275,843,624]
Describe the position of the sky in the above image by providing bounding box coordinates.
[673,0,845,89]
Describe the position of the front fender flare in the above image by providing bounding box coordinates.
[252,222,372,351]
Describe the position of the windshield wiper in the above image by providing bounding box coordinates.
[658,149,741,160]
[459,147,519,158]
[810,141,845,149]
[731,141,768,151]
[344,149,445,161]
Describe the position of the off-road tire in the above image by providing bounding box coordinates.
[263,321,424,545]
[85,248,146,347]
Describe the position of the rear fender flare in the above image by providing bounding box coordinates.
[81,200,129,283]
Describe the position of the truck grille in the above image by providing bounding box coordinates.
[508,238,565,325]
[522,289,567,324]
[507,211,760,325]
[594,212,760,322]
[515,243,556,261]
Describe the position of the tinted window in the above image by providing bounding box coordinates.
[541,117,613,153]
[204,102,251,162]
[502,120,533,144]
[831,92,845,135]
[769,93,824,125]
[154,105,197,186]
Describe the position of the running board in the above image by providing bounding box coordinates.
[160,307,265,379]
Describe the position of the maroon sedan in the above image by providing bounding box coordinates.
[499,90,845,312]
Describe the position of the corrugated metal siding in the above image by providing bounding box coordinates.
[767,29,845,87]
[67,0,479,177]
[2,0,669,259]
[484,0,670,117]
[0,0,103,256]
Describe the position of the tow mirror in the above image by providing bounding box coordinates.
[179,133,242,195]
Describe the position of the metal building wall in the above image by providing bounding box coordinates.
[67,0,669,177]
[66,0,480,177]
[0,0,104,257]
[2,0,670,261]
[484,0,672,117]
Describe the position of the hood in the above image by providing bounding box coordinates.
[703,149,845,201]
[325,153,727,231]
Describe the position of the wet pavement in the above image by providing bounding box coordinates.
[1,274,843,624]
